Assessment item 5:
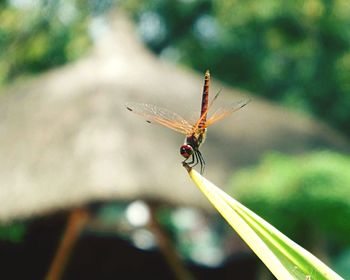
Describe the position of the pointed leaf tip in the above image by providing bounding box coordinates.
[183,169,344,280]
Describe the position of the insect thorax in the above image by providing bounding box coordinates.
[185,129,207,150]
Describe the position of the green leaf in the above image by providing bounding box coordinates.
[184,166,344,280]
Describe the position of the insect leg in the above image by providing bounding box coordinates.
[183,153,194,165]
[191,151,199,168]
[182,150,203,171]
[197,150,205,174]
[183,154,196,169]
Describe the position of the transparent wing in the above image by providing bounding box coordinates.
[126,103,194,135]
[205,99,251,127]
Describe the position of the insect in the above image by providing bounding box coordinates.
[126,70,250,174]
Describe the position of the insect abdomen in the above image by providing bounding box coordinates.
[199,70,210,129]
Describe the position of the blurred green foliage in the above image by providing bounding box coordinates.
[0,222,26,243]
[2,0,350,136]
[129,0,350,137]
[0,0,91,85]
[333,249,350,279]
[229,151,350,249]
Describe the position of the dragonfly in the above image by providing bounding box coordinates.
[126,70,250,174]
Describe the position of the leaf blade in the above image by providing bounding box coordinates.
[186,167,344,280]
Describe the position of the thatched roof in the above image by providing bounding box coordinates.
[0,13,348,222]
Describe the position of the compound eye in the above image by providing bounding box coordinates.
[180,144,193,158]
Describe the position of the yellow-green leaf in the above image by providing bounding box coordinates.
[185,166,344,280]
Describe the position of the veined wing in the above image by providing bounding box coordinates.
[126,103,194,135]
[205,99,251,127]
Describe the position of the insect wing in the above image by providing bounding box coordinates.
[126,103,193,135]
[205,99,251,127]
[192,90,221,131]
